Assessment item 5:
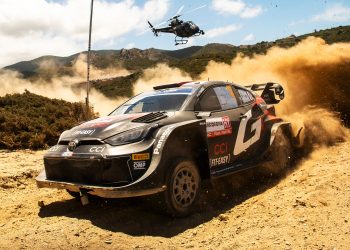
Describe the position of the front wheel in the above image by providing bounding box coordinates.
[162,159,201,217]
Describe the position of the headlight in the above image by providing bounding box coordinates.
[58,130,69,143]
[104,127,150,146]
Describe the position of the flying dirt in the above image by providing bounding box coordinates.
[0,36,350,248]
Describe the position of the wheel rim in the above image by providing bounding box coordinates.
[172,167,198,208]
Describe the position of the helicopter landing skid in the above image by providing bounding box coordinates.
[175,36,188,46]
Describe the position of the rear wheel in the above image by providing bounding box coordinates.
[261,129,293,176]
[162,159,201,217]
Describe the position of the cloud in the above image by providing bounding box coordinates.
[205,24,241,38]
[240,6,263,18]
[311,4,350,22]
[212,0,262,18]
[242,33,254,42]
[0,0,169,67]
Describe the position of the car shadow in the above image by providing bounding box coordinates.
[38,168,287,238]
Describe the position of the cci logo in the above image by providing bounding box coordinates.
[214,142,228,155]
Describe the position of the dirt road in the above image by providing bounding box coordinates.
[0,140,349,249]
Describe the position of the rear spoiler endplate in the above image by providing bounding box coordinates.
[245,82,285,104]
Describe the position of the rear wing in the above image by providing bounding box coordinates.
[245,82,285,104]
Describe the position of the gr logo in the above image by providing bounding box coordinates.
[233,110,262,156]
[89,146,105,153]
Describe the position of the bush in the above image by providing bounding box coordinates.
[0,91,96,150]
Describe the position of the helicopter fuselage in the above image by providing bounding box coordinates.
[148,18,204,45]
[173,21,200,37]
[153,21,203,38]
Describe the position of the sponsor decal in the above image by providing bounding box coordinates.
[89,146,105,153]
[206,116,232,138]
[197,112,211,117]
[132,153,150,161]
[210,154,230,167]
[48,145,61,152]
[62,151,73,157]
[133,161,146,170]
[213,142,228,156]
[153,126,174,154]
[233,110,262,155]
[72,129,96,136]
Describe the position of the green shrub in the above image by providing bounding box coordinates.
[0,91,96,150]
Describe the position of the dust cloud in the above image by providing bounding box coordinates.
[0,54,130,116]
[199,37,350,146]
[132,63,191,93]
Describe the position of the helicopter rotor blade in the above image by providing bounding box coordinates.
[168,4,206,21]
[176,5,185,15]
[157,4,207,26]
[168,14,181,22]
[183,4,206,15]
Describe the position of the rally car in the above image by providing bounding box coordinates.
[36,81,296,216]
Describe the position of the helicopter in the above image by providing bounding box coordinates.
[147,5,205,46]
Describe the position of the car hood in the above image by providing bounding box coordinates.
[61,113,158,141]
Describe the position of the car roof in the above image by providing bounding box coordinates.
[164,80,251,90]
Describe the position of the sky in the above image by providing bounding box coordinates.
[0,0,349,67]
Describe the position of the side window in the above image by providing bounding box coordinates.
[213,86,239,110]
[196,87,221,111]
[196,85,239,111]
[237,88,255,105]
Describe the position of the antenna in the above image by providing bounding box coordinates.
[86,0,94,118]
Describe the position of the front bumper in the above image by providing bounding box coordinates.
[36,170,166,198]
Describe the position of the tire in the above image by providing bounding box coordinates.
[161,159,201,217]
[260,129,293,176]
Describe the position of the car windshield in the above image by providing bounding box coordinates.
[110,87,194,115]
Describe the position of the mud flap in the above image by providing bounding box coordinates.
[80,189,90,206]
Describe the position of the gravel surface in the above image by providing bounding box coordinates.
[0,141,349,249]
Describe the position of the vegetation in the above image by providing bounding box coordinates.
[0,91,96,150]
[91,72,141,98]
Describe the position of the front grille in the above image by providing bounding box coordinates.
[132,112,167,123]
[58,139,103,146]
[44,156,132,187]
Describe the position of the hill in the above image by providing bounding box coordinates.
[5,25,350,79]
[0,91,95,150]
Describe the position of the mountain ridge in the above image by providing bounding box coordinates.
[4,25,350,78]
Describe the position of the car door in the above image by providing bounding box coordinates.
[234,87,266,159]
[195,84,248,176]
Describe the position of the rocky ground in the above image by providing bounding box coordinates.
[0,140,349,249]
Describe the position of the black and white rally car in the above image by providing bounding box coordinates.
[36,81,297,216]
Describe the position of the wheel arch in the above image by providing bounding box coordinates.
[155,121,210,181]
[269,122,293,146]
